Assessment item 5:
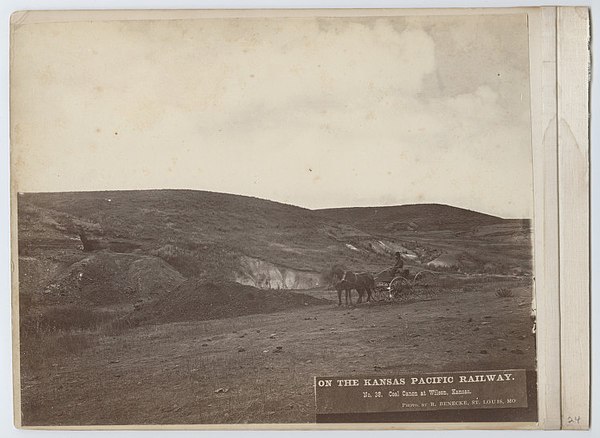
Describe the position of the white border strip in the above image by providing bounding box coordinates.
[530,6,561,430]
[557,6,591,430]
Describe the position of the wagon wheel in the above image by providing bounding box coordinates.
[413,270,434,286]
[389,276,413,300]
[412,271,437,299]
[372,284,390,302]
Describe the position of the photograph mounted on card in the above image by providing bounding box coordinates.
[9,7,589,430]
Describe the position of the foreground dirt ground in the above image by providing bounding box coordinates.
[21,279,535,425]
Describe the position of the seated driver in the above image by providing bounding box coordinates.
[391,251,404,277]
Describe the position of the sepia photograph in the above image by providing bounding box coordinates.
[11,9,542,427]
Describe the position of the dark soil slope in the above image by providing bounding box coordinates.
[133,280,330,324]
[37,252,185,306]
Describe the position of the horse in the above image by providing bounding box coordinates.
[355,272,375,303]
[334,271,356,306]
[333,271,375,305]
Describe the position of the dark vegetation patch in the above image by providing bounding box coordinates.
[20,304,112,334]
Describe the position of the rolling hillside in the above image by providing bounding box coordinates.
[17,189,532,311]
[18,190,372,275]
[316,203,528,234]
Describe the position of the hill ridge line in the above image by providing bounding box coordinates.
[18,189,519,220]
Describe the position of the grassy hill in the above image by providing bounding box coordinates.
[316,203,532,272]
[316,203,520,234]
[17,190,532,312]
[17,190,375,275]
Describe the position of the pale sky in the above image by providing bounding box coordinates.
[11,13,533,218]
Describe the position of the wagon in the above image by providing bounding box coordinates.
[372,267,437,302]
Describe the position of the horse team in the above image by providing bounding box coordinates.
[333,271,375,306]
